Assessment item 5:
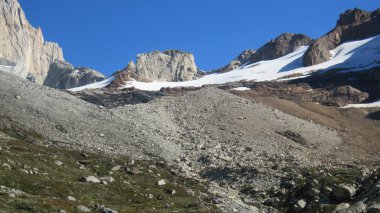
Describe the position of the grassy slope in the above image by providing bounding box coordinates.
[0,118,217,213]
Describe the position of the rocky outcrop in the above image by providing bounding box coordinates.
[44,60,105,90]
[214,33,311,73]
[303,8,380,66]
[251,33,312,63]
[109,50,203,88]
[213,50,256,73]
[0,0,64,84]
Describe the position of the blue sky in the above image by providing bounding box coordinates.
[19,0,379,76]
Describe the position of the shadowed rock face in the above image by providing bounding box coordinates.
[108,50,204,88]
[303,8,380,66]
[251,33,312,63]
[44,60,105,89]
[0,0,64,84]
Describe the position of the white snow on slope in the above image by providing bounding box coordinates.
[70,35,380,92]
[342,99,380,108]
[230,87,251,91]
[70,76,115,92]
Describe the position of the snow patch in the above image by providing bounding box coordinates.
[70,35,380,91]
[230,87,251,91]
[341,99,380,108]
[69,77,115,92]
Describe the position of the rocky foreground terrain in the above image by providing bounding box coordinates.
[1,70,380,212]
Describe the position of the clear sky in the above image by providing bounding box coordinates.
[18,0,379,76]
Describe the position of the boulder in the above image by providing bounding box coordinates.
[335,201,366,213]
[76,205,91,212]
[79,176,100,183]
[157,179,166,186]
[332,184,356,201]
[368,203,380,213]
[99,176,115,183]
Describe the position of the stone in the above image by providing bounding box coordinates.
[99,176,115,183]
[76,205,91,212]
[99,133,105,137]
[219,155,233,162]
[332,184,356,201]
[67,196,76,201]
[164,189,176,195]
[293,199,307,212]
[368,203,380,213]
[79,176,100,183]
[336,201,366,213]
[145,193,154,199]
[157,179,166,186]
[111,165,121,171]
[308,188,321,197]
[335,203,350,211]
[54,160,63,166]
[14,95,21,99]
[243,198,262,208]
[101,207,118,213]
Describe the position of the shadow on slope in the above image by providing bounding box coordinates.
[367,111,380,120]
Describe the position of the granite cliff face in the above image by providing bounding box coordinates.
[303,8,380,66]
[0,0,64,84]
[109,50,203,88]
[44,60,105,90]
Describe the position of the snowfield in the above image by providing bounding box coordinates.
[342,99,380,108]
[70,35,380,92]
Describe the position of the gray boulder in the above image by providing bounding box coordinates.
[368,203,380,213]
[332,184,357,201]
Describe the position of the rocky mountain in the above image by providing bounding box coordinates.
[44,60,105,89]
[109,50,204,88]
[0,0,104,89]
[303,8,380,66]
[215,33,312,73]
[0,0,63,84]
[251,33,312,63]
[213,50,256,73]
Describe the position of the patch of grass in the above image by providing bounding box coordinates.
[0,119,217,212]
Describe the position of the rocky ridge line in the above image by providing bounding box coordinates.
[303,8,380,66]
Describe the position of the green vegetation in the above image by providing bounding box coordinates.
[0,118,216,212]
